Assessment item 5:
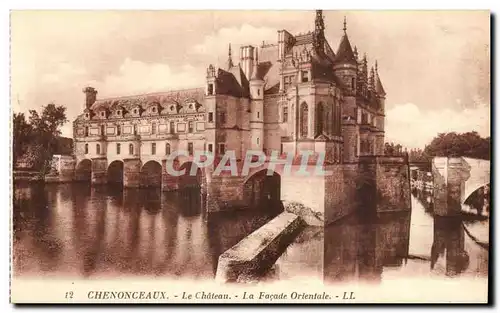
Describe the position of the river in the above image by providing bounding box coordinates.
[12,183,489,284]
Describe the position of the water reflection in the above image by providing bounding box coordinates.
[13,182,279,279]
[324,212,411,284]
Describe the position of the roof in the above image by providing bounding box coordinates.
[258,44,280,93]
[376,75,386,95]
[215,65,250,98]
[294,32,314,45]
[334,34,357,65]
[89,87,205,111]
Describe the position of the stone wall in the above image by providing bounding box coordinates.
[359,156,411,213]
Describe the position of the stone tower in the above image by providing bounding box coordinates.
[249,48,265,150]
[333,17,359,163]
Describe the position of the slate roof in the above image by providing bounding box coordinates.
[89,87,205,112]
[334,34,357,65]
[376,75,386,95]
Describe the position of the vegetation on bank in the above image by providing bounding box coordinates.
[385,131,490,163]
[13,103,68,176]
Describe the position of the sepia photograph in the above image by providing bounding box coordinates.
[9,9,490,304]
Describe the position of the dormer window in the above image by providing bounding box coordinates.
[170,105,174,111]
[134,109,138,114]
[117,110,121,116]
[85,113,89,118]
[189,104,193,109]
[100,112,105,117]
[152,107,156,113]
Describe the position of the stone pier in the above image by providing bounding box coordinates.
[123,158,141,188]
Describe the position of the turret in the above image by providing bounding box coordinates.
[249,48,264,150]
[206,64,217,96]
[250,47,264,100]
[83,86,97,110]
[333,17,357,94]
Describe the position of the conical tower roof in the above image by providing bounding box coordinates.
[334,17,357,65]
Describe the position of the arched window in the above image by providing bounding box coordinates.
[165,143,171,155]
[84,143,88,154]
[316,102,324,136]
[96,143,101,155]
[300,102,308,138]
[129,143,134,155]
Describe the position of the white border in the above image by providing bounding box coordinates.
[1,0,497,312]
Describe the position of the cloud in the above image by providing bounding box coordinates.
[97,58,204,98]
[192,24,277,64]
[385,103,490,149]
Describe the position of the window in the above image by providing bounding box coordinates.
[129,143,134,155]
[85,126,89,136]
[96,143,101,155]
[101,112,105,117]
[133,124,137,135]
[152,122,156,134]
[218,143,225,155]
[165,143,171,155]
[117,110,121,116]
[188,121,194,133]
[316,102,324,136]
[208,83,214,95]
[302,71,309,82]
[282,107,288,122]
[151,143,156,155]
[257,88,260,96]
[101,125,105,135]
[188,143,194,156]
[351,77,355,90]
[84,143,89,154]
[219,112,226,124]
[208,112,214,123]
[116,143,121,155]
[300,102,308,138]
[134,109,138,114]
[257,137,260,145]
[170,121,175,134]
[117,125,121,136]
[85,113,89,119]
[257,111,260,119]
[152,107,156,113]
[208,143,213,153]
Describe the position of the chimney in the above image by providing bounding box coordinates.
[83,86,97,110]
[240,45,255,80]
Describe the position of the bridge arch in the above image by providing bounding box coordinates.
[75,159,92,181]
[140,160,162,188]
[243,169,281,210]
[107,160,124,185]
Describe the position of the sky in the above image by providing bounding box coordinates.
[10,10,490,149]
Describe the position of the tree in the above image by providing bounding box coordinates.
[424,131,490,160]
[12,113,33,168]
[13,103,68,173]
